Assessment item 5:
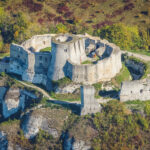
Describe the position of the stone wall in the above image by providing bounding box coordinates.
[0,60,10,73]
[120,79,150,102]
[0,33,123,88]
[48,34,87,81]
[21,34,55,52]
[66,44,122,84]
[80,85,101,115]
[9,35,53,85]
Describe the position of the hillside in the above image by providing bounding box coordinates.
[0,0,150,53]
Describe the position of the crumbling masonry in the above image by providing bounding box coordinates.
[0,33,122,89]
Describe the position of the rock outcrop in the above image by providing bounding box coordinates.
[21,108,69,139]
[2,88,25,118]
[55,84,80,94]
[0,131,8,150]
[72,140,91,150]
[21,113,43,139]
[0,87,37,118]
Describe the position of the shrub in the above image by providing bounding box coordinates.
[97,23,146,50]
[92,101,144,149]
[56,23,68,33]
[54,16,65,24]
[22,0,43,12]
[137,115,149,130]
[144,103,150,116]
[57,3,69,14]
[124,3,134,11]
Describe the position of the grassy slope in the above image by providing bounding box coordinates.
[111,63,131,88]
[1,0,150,35]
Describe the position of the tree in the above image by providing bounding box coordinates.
[98,23,147,50]
[56,23,68,33]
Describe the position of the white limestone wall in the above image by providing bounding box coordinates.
[120,79,150,102]
[10,43,28,64]
[48,42,69,80]
[0,62,9,73]
[80,85,101,115]
[67,49,122,84]
[48,34,87,81]
[9,60,24,75]
[22,71,48,86]
[68,38,87,64]
[10,40,51,86]
[21,34,55,52]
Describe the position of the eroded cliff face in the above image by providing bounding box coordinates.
[0,131,8,150]
[20,108,93,150]
[2,88,25,118]
[0,87,37,119]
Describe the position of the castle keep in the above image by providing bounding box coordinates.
[0,33,122,89]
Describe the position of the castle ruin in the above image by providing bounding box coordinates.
[120,79,150,102]
[0,33,122,89]
[80,85,101,115]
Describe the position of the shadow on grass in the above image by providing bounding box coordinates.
[99,90,120,99]
[46,100,81,115]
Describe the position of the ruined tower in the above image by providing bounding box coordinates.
[80,85,101,115]
[47,34,87,81]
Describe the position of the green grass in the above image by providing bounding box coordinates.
[82,60,93,64]
[0,52,10,59]
[52,77,72,88]
[40,47,51,52]
[125,100,150,105]
[112,63,131,88]
[93,82,102,98]
[49,91,80,102]
[92,100,150,150]
[82,56,99,65]
[127,49,150,56]
[125,100,150,112]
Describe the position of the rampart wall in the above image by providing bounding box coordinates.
[0,33,122,88]
[21,34,55,52]
[48,34,87,81]
[66,43,122,84]
[120,79,150,102]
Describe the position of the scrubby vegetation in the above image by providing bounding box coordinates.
[40,47,51,52]
[112,63,131,88]
[96,23,150,51]
[0,98,150,149]
[91,100,150,150]
[0,0,150,54]
[50,91,80,102]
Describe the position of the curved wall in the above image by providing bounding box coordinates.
[6,33,122,87]
[66,46,122,84]
[21,34,55,52]
[48,34,87,81]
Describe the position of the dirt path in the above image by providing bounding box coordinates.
[17,80,81,105]
[121,50,150,62]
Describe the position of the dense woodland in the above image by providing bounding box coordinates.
[0,0,150,53]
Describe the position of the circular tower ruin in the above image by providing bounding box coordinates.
[48,34,87,81]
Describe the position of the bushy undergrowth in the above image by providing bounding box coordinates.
[91,100,150,150]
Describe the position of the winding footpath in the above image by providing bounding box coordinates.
[16,79,81,105]
[121,50,150,62]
